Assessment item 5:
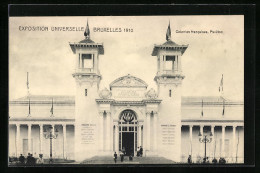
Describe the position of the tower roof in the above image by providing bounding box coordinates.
[69,20,104,54]
[152,22,188,56]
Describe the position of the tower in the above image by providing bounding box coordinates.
[69,21,104,161]
[152,22,188,162]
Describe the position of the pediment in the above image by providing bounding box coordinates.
[110,74,148,89]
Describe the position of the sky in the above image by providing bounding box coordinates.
[9,16,244,101]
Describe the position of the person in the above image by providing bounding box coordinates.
[37,154,44,164]
[113,152,117,164]
[212,158,217,164]
[30,154,36,165]
[219,157,226,164]
[129,153,133,161]
[187,155,192,164]
[26,153,31,165]
[206,157,209,163]
[19,154,25,165]
[120,151,124,162]
[140,146,143,157]
[137,147,140,157]
[203,157,206,163]
[122,147,126,155]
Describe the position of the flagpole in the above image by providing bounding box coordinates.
[50,98,54,117]
[201,99,204,117]
[221,74,224,98]
[27,72,30,96]
[28,98,31,117]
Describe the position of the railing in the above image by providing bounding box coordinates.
[157,70,181,76]
[75,68,93,73]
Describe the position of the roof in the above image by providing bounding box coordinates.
[152,39,188,56]
[79,38,95,44]
[10,95,243,105]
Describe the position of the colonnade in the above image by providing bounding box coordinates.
[13,123,69,158]
[187,125,241,160]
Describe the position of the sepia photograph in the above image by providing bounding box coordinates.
[8,15,244,165]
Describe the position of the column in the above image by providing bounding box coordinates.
[91,54,94,72]
[175,56,178,72]
[199,125,204,157]
[28,124,32,154]
[115,125,119,152]
[94,54,98,73]
[153,112,158,151]
[221,125,226,158]
[16,123,20,157]
[77,54,79,69]
[51,124,55,157]
[163,56,165,72]
[189,125,193,156]
[134,123,136,153]
[146,112,151,151]
[62,124,67,159]
[99,111,104,151]
[160,55,163,74]
[174,59,177,72]
[106,111,111,151]
[39,124,43,154]
[138,125,141,148]
[178,55,182,72]
[79,53,82,69]
[232,125,237,162]
[211,125,215,158]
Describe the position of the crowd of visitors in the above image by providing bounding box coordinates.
[187,155,227,164]
[9,153,45,165]
[113,146,143,163]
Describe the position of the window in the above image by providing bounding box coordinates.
[85,89,87,96]
[165,56,175,70]
[169,89,172,97]
[82,54,93,68]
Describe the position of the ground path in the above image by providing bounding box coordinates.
[81,156,176,164]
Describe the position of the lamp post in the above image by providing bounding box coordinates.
[44,126,58,164]
[198,131,213,163]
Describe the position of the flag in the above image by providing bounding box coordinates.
[26,72,29,90]
[201,99,204,116]
[50,98,53,115]
[222,100,225,116]
[84,20,90,37]
[219,74,223,92]
[166,21,171,41]
[28,98,31,115]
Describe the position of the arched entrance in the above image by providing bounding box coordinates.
[119,109,138,156]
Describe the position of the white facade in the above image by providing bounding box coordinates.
[8,23,244,163]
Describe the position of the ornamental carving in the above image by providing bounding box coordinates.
[120,109,137,122]
[99,88,112,99]
[110,74,148,88]
[145,88,158,99]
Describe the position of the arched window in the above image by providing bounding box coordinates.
[119,109,137,123]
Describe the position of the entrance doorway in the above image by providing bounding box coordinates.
[122,132,134,156]
[118,109,138,155]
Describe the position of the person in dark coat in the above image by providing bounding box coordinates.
[140,146,143,157]
[187,155,192,164]
[26,153,31,165]
[120,151,124,162]
[19,154,25,165]
[114,152,117,164]
[30,154,36,165]
[212,158,217,164]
